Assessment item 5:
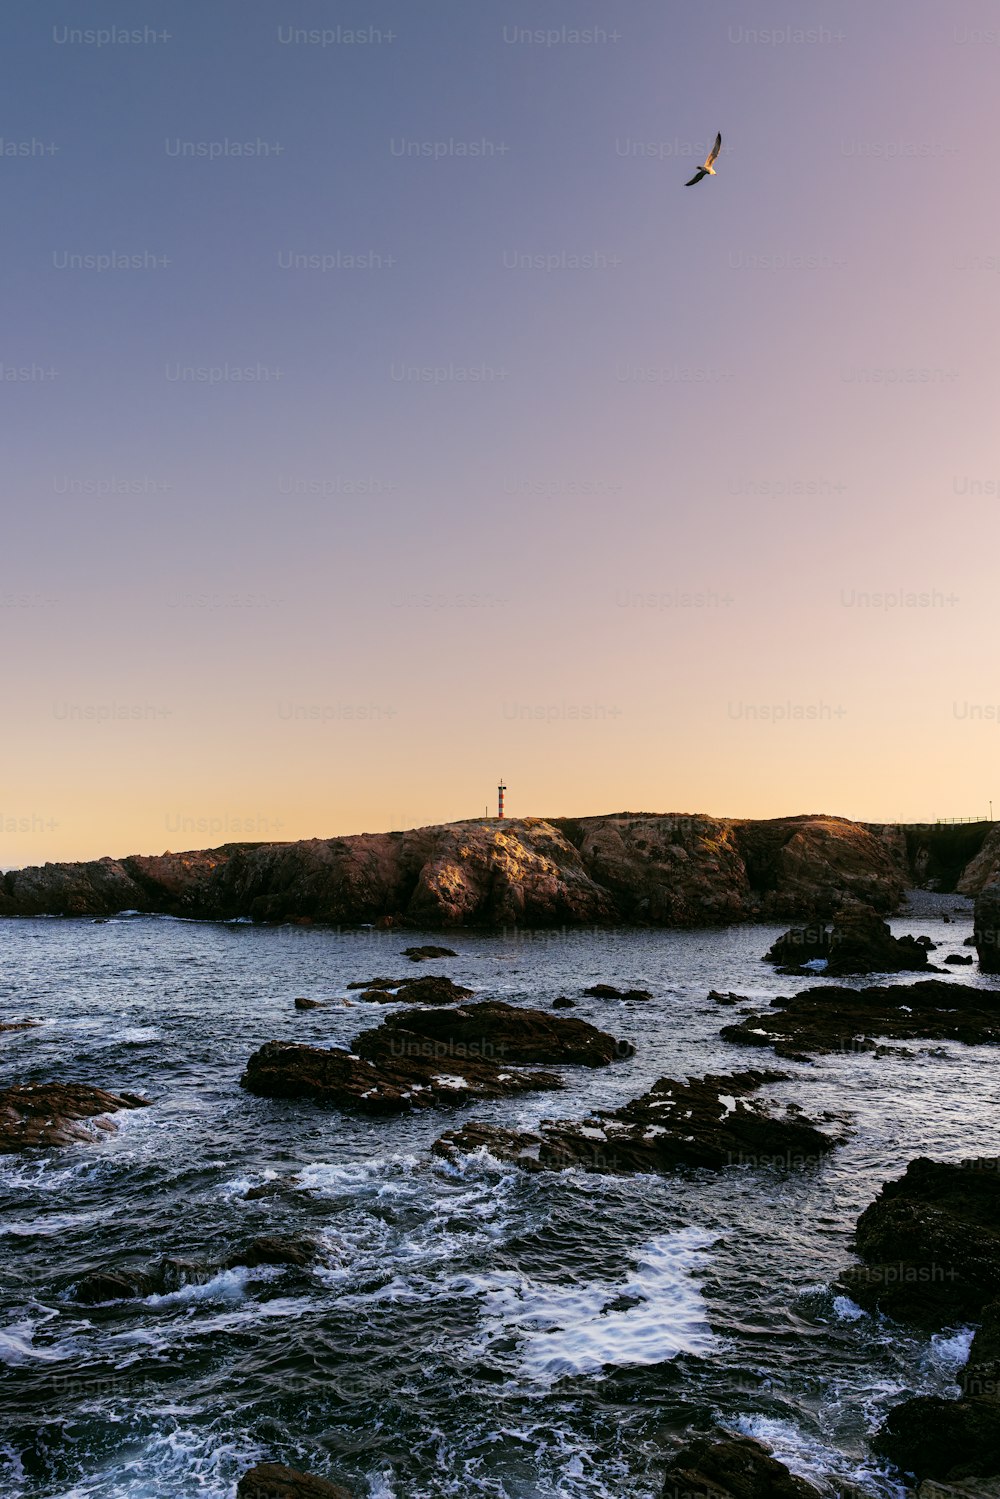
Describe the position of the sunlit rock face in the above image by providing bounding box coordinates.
[0,812,913,926]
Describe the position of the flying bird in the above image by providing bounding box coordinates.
[685,132,722,186]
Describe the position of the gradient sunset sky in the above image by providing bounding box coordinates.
[4,0,999,865]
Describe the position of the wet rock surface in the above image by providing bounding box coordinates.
[237,1462,355,1499]
[583,983,653,1001]
[836,1157,1000,1326]
[721,980,1000,1059]
[975,882,1000,973]
[351,999,633,1068]
[660,1433,821,1498]
[433,1069,838,1175]
[70,1235,331,1304]
[344,974,473,1005]
[837,1158,1000,1487]
[241,1039,563,1114]
[401,944,457,960]
[0,1082,150,1153]
[765,903,936,976]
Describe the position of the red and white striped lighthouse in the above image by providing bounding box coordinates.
[497,780,506,820]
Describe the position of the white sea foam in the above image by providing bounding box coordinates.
[832,1294,866,1321]
[471,1227,719,1385]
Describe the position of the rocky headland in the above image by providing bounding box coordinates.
[5,811,994,927]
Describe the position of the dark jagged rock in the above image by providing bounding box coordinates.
[552,995,575,1008]
[401,944,457,961]
[876,1394,1000,1486]
[344,974,473,1006]
[0,1083,150,1153]
[945,954,975,965]
[722,980,1000,1059]
[765,903,934,976]
[351,1000,632,1069]
[837,1159,1000,1489]
[976,883,1000,973]
[237,1462,354,1499]
[0,1019,41,1034]
[294,997,325,1010]
[583,983,653,1001]
[241,1039,562,1115]
[708,990,747,1007]
[344,976,406,991]
[244,1175,305,1201]
[835,1157,1000,1326]
[660,1433,821,1498]
[71,1235,329,1303]
[226,1235,323,1270]
[433,1070,837,1175]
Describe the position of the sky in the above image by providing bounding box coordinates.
[3,0,1000,865]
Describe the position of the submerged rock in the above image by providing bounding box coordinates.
[765,902,934,976]
[0,1083,150,1153]
[240,1039,563,1114]
[294,997,326,1010]
[721,980,1000,1059]
[433,1069,838,1175]
[0,1019,41,1034]
[71,1235,329,1304]
[237,1463,354,1499]
[401,944,457,961]
[660,1433,821,1498]
[552,996,575,1008]
[351,1000,633,1068]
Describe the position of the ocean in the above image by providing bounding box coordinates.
[1,910,997,1498]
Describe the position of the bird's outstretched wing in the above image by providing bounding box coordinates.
[685,169,707,186]
[707,132,722,167]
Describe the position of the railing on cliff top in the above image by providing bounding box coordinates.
[932,816,992,825]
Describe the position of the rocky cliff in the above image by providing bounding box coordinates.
[0,812,917,927]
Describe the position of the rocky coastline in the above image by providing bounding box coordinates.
[3,811,999,929]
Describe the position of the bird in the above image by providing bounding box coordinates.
[685,132,722,186]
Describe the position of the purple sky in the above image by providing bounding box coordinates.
[4,0,999,863]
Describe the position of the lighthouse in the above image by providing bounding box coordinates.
[498,780,506,820]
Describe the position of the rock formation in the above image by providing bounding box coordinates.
[240,1039,564,1114]
[433,1070,839,1174]
[237,1464,354,1499]
[0,1083,150,1153]
[71,1234,330,1304]
[764,902,936,976]
[350,1000,633,1068]
[721,981,1000,1059]
[660,1433,820,1498]
[0,813,913,927]
[835,1158,1000,1488]
[975,882,1000,973]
